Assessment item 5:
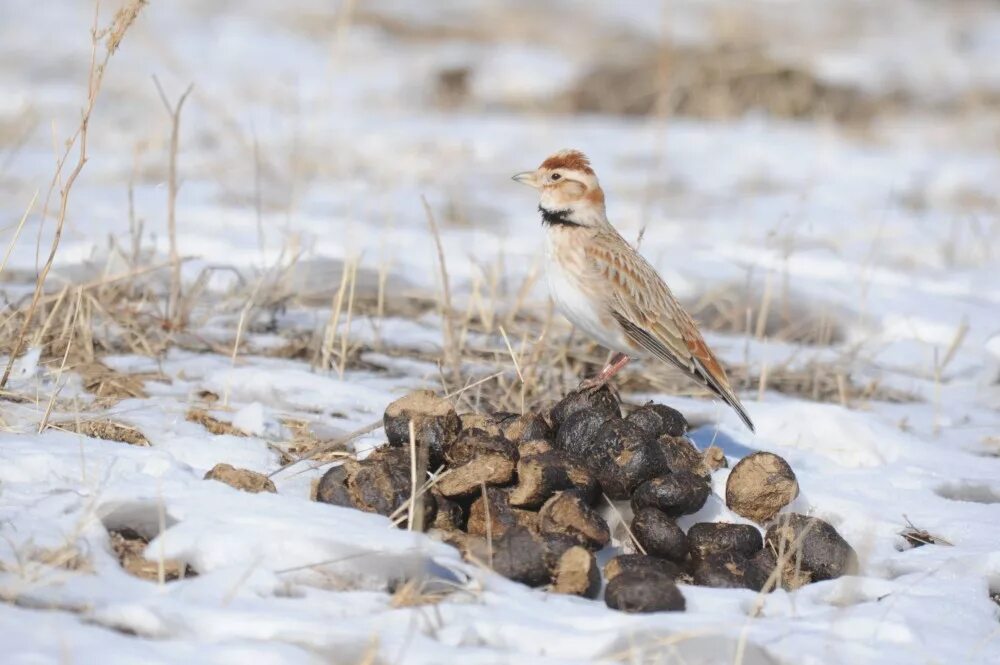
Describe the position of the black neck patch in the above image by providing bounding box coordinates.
[539,205,582,228]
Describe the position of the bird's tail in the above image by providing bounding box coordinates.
[695,359,755,432]
[720,389,755,432]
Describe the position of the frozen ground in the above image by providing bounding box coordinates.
[1,1,999,663]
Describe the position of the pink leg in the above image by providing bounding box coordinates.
[579,352,631,390]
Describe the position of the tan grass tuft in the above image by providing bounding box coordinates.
[104,0,148,54]
[109,528,193,582]
[77,361,149,403]
[389,577,453,608]
[49,418,150,446]
[185,408,248,437]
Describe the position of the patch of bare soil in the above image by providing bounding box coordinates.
[185,408,248,436]
[203,463,277,493]
[49,418,149,446]
[563,44,889,123]
[109,528,195,582]
[77,361,150,403]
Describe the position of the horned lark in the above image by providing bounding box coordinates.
[513,149,754,432]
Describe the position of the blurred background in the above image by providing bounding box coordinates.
[2,0,998,273]
[1,0,998,416]
[1,6,999,661]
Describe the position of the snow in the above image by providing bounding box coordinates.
[1,0,1000,663]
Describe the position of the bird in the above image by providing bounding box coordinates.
[512,149,755,432]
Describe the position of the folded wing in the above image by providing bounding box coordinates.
[586,233,755,432]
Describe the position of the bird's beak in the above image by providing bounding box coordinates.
[511,171,539,188]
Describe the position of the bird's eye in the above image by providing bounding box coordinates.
[551,173,562,181]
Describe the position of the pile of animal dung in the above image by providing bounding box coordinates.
[315,387,858,612]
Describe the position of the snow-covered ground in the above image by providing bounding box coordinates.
[1,1,1000,663]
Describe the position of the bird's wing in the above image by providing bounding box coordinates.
[584,231,755,431]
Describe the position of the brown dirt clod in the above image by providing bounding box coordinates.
[659,435,712,479]
[315,464,353,507]
[109,528,194,582]
[491,526,551,587]
[538,491,611,550]
[726,452,800,523]
[203,463,276,493]
[500,413,554,444]
[445,428,518,467]
[625,403,688,438]
[744,547,783,592]
[467,488,518,538]
[186,408,249,437]
[552,546,601,599]
[703,445,728,472]
[565,44,875,124]
[604,569,686,613]
[384,390,461,468]
[459,413,503,437]
[604,553,682,582]
[591,419,668,499]
[51,419,149,446]
[508,451,574,509]
[554,410,614,461]
[431,491,465,531]
[630,471,711,517]
[765,513,858,583]
[689,551,755,589]
[78,361,149,403]
[435,529,490,565]
[631,507,688,563]
[518,439,554,457]
[549,385,620,428]
[564,460,600,505]
[345,447,418,517]
[687,522,763,560]
[435,454,517,498]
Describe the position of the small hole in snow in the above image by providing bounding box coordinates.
[934,481,1000,504]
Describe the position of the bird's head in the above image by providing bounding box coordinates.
[512,149,606,227]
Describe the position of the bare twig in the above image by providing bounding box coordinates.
[422,196,457,378]
[0,190,37,278]
[127,143,147,269]
[38,289,83,433]
[1,1,146,389]
[269,371,505,478]
[602,494,646,555]
[406,421,424,531]
[481,482,494,568]
[151,76,194,329]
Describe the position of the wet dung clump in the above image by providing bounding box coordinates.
[318,388,857,608]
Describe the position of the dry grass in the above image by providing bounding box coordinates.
[186,408,248,437]
[48,418,150,446]
[389,576,454,608]
[109,528,193,582]
[0,264,177,374]
[0,0,148,390]
[0,543,92,577]
[0,223,916,445]
[731,360,919,406]
[0,5,981,663]
[277,417,351,466]
[151,77,194,330]
[562,42,887,124]
[76,360,151,403]
[899,516,952,548]
[688,282,845,348]
[0,0,929,493]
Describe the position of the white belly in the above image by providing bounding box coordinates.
[545,239,631,354]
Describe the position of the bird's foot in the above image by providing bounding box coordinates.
[576,352,631,393]
[576,376,609,392]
